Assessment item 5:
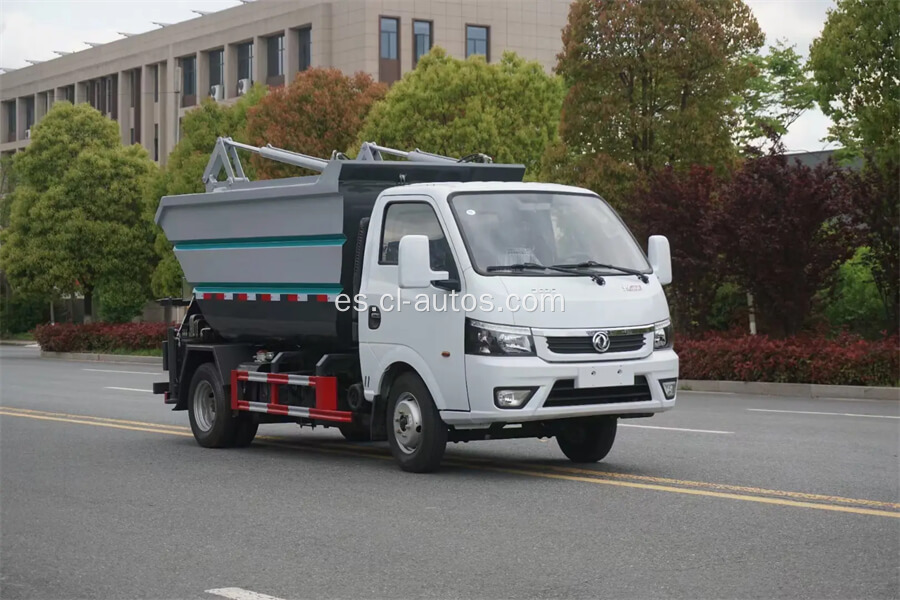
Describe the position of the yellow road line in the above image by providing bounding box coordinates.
[2,407,898,519]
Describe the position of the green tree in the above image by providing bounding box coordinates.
[357,48,565,176]
[247,68,386,179]
[549,0,763,197]
[147,85,266,297]
[736,40,817,153]
[809,0,899,166]
[0,102,156,321]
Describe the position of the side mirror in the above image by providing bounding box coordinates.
[398,235,449,289]
[648,235,672,285]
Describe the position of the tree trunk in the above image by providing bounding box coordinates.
[83,289,94,324]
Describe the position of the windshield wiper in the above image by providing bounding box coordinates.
[486,262,605,286]
[553,260,649,283]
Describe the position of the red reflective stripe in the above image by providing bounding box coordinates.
[266,403,289,415]
[315,294,328,302]
[203,293,212,300]
[309,408,353,423]
[230,370,240,410]
[284,294,299,302]
[214,293,225,300]
[267,373,290,385]
[236,293,248,301]
[237,400,250,410]
[258,293,271,302]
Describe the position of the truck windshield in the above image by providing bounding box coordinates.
[449,192,650,276]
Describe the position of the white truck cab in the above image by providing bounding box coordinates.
[358,181,678,470]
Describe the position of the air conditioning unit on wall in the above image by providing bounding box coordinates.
[25,128,31,139]
[210,84,224,101]
[237,78,251,96]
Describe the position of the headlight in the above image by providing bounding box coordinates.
[465,319,535,356]
[654,320,673,350]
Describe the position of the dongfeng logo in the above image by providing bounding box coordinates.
[592,331,611,353]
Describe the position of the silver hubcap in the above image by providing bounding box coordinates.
[193,380,216,432]
[393,392,423,454]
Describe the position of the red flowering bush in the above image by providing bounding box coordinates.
[34,323,168,353]
[679,332,899,387]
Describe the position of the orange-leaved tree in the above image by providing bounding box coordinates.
[246,68,387,179]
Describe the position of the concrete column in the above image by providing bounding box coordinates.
[158,61,169,165]
[141,65,155,157]
[35,92,47,123]
[118,70,130,145]
[15,97,25,140]
[75,82,87,104]
[165,55,178,158]
[284,28,299,83]
[225,43,238,99]
[198,50,210,101]
[1,102,12,143]
[252,36,264,85]
[54,87,64,104]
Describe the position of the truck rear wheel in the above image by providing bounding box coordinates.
[387,372,447,473]
[188,363,255,448]
[556,417,617,463]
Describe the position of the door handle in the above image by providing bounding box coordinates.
[368,306,381,330]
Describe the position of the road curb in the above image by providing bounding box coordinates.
[681,379,899,401]
[39,350,162,366]
[0,340,36,346]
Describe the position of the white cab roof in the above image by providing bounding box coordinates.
[382,180,596,199]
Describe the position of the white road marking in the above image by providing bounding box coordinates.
[207,588,288,600]
[619,423,733,434]
[747,408,900,420]
[105,386,153,393]
[84,368,160,375]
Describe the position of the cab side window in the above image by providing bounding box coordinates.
[380,202,458,279]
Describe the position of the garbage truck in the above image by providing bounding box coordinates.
[153,137,678,472]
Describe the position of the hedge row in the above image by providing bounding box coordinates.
[34,323,169,353]
[678,333,899,387]
[33,323,899,387]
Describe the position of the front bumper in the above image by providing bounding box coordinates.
[441,350,678,427]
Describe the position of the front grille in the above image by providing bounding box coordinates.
[545,333,646,354]
[543,376,651,407]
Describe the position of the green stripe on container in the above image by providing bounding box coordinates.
[193,283,343,295]
[175,234,346,251]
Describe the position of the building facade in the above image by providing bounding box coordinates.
[0,0,570,165]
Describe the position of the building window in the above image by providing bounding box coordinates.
[153,66,159,102]
[154,124,159,161]
[237,42,254,83]
[380,17,398,60]
[267,35,284,79]
[181,56,197,106]
[24,97,34,129]
[379,16,400,84]
[5,103,15,142]
[413,20,432,67]
[466,25,489,60]
[298,27,311,72]
[209,50,224,88]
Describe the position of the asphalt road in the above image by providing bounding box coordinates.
[1,345,898,600]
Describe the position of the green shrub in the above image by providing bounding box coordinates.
[823,248,886,337]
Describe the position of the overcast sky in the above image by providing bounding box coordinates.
[0,0,837,152]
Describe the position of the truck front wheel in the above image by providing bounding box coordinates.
[556,416,617,463]
[386,372,447,473]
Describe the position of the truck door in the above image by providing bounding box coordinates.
[358,196,468,412]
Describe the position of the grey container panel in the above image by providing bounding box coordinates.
[156,180,343,244]
[176,245,344,285]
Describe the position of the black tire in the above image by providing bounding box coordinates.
[232,416,259,447]
[187,363,240,448]
[386,372,447,473]
[556,417,618,463]
[339,421,371,442]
